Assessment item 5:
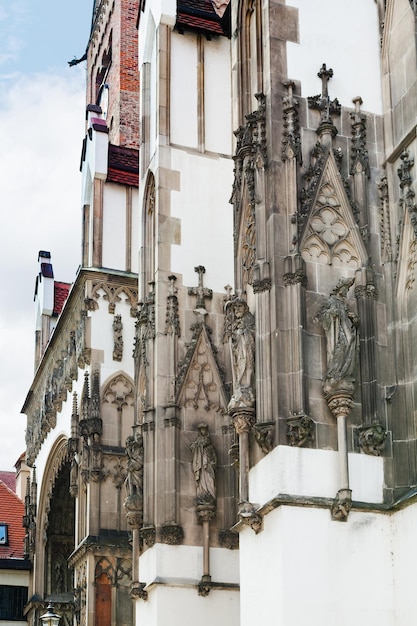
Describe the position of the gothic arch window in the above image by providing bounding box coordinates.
[141,171,156,300]
[237,0,263,121]
[102,372,135,446]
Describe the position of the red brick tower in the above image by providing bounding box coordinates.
[87,0,139,149]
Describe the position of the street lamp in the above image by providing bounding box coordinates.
[39,603,61,626]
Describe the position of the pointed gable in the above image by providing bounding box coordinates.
[176,324,228,414]
[300,150,367,269]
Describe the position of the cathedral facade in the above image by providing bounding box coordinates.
[22,0,417,625]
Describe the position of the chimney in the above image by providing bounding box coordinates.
[34,251,55,369]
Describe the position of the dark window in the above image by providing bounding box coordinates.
[0,586,28,620]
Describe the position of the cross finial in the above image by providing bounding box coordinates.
[318,63,333,99]
[188,265,213,310]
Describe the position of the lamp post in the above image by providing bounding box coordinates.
[39,603,61,626]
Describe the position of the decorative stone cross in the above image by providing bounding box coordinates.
[308,63,341,128]
[318,63,333,99]
[188,265,213,310]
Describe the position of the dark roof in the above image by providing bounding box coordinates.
[54,281,71,316]
[176,0,231,37]
[107,144,139,187]
[0,480,25,560]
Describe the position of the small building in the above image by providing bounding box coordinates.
[0,471,30,626]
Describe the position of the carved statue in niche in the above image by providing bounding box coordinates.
[125,433,144,494]
[113,314,123,361]
[316,277,359,397]
[124,432,144,512]
[225,298,256,411]
[190,423,217,505]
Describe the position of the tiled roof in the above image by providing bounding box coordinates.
[107,144,139,187]
[0,472,15,492]
[54,281,71,316]
[176,0,230,37]
[0,480,25,560]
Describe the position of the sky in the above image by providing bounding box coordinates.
[0,0,94,470]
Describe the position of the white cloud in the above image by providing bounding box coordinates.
[0,68,85,470]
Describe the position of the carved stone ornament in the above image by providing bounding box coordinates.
[176,322,228,414]
[253,421,275,454]
[218,529,239,550]
[123,432,144,523]
[140,525,156,547]
[160,523,184,545]
[230,93,267,287]
[287,413,314,447]
[25,308,88,465]
[91,280,138,316]
[308,64,341,133]
[225,298,256,412]
[397,150,417,239]
[358,423,387,456]
[131,582,148,601]
[112,314,123,361]
[238,501,263,533]
[232,410,256,435]
[282,81,301,162]
[331,488,352,522]
[315,277,359,399]
[191,423,217,522]
[23,468,37,559]
[188,265,213,312]
[198,574,212,597]
[378,177,392,262]
[228,441,240,466]
[283,268,307,287]
[350,97,369,177]
[78,370,104,483]
[165,274,180,336]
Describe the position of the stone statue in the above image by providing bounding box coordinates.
[125,433,144,497]
[190,423,217,504]
[225,298,256,411]
[113,314,123,361]
[316,277,359,396]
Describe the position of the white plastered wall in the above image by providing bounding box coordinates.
[170,148,234,292]
[287,0,383,114]
[137,544,240,626]
[240,506,396,626]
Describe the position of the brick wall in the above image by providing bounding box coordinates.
[87,0,140,149]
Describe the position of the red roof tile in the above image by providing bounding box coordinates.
[0,480,25,560]
[54,282,71,316]
[0,472,15,492]
[107,144,139,187]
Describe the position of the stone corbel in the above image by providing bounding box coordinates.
[198,575,212,597]
[287,413,314,447]
[331,488,352,522]
[160,523,184,545]
[253,421,275,454]
[357,423,387,456]
[238,501,263,533]
[140,525,156,547]
[131,582,148,601]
